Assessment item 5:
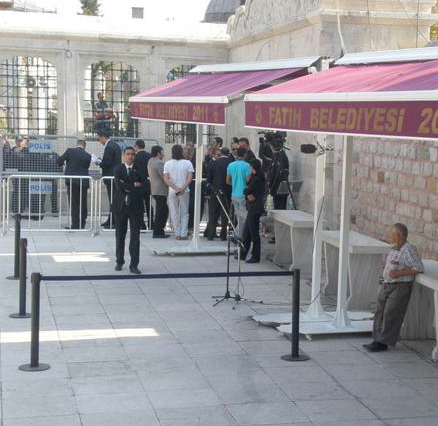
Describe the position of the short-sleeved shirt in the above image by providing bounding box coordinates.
[383,242,424,283]
[227,159,251,198]
[163,159,194,193]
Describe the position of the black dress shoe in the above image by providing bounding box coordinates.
[363,341,388,352]
[129,266,141,274]
[115,264,123,271]
[246,258,260,264]
[153,234,170,239]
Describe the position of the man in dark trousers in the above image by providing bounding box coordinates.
[113,147,146,274]
[95,130,121,228]
[148,145,169,238]
[134,139,152,230]
[206,147,232,241]
[57,140,91,229]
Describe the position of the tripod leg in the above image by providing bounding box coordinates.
[287,181,297,210]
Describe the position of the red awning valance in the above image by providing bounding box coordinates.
[245,59,438,139]
[130,68,305,125]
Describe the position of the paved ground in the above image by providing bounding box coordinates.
[0,230,438,426]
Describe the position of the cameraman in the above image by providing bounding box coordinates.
[259,133,290,210]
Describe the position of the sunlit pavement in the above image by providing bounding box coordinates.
[1,230,438,426]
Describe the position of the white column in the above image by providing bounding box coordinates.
[303,147,330,321]
[190,123,205,250]
[333,135,353,328]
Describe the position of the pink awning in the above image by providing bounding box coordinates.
[245,59,438,140]
[130,68,305,126]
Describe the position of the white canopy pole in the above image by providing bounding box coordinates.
[333,135,353,328]
[302,145,330,321]
[190,123,205,250]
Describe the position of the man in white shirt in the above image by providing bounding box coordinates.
[163,144,194,240]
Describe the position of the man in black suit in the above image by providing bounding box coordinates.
[134,139,152,230]
[239,137,256,162]
[95,130,122,228]
[57,140,91,229]
[113,147,146,274]
[205,147,232,241]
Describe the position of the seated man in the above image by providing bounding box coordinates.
[363,223,424,352]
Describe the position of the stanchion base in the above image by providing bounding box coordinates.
[19,363,50,372]
[281,352,310,362]
[6,276,19,280]
[9,313,30,319]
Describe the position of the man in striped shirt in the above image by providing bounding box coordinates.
[364,223,424,352]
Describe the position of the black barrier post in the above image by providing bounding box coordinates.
[19,273,50,372]
[281,269,310,362]
[7,214,21,280]
[10,238,30,319]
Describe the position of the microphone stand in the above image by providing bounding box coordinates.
[211,188,263,309]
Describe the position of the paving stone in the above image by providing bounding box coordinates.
[148,387,222,409]
[4,415,82,426]
[225,401,308,425]
[360,396,438,419]
[295,399,377,423]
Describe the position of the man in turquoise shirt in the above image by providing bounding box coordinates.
[227,147,252,238]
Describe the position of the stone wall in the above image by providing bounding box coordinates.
[349,138,438,259]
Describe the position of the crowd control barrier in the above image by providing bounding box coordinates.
[18,269,308,372]
[4,175,94,232]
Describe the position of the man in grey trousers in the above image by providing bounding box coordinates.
[147,145,169,239]
[364,223,424,352]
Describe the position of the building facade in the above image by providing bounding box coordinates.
[1,0,438,257]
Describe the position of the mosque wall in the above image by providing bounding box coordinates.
[226,0,438,258]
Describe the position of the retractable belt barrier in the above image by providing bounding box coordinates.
[18,269,308,372]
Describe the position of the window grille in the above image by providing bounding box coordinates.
[0,56,57,136]
[84,62,139,137]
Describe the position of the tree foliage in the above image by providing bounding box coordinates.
[431,1,438,40]
[80,0,100,16]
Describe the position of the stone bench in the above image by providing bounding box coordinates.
[322,230,392,310]
[269,209,313,277]
[401,259,438,362]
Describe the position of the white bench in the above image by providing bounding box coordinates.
[322,230,392,310]
[401,259,438,362]
[269,209,314,277]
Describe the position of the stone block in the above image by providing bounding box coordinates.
[411,162,421,175]
[427,177,437,193]
[414,176,426,190]
[429,195,438,210]
[423,162,433,176]
[377,170,385,183]
[430,147,438,162]
[418,193,429,208]
[403,160,413,174]
[401,189,409,202]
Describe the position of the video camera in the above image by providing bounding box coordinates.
[258,131,288,152]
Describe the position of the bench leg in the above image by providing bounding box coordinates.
[433,290,438,362]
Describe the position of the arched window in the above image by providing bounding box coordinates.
[165,64,197,145]
[84,62,139,137]
[0,56,57,135]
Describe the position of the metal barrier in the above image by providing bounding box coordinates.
[19,269,302,372]
[5,175,94,232]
